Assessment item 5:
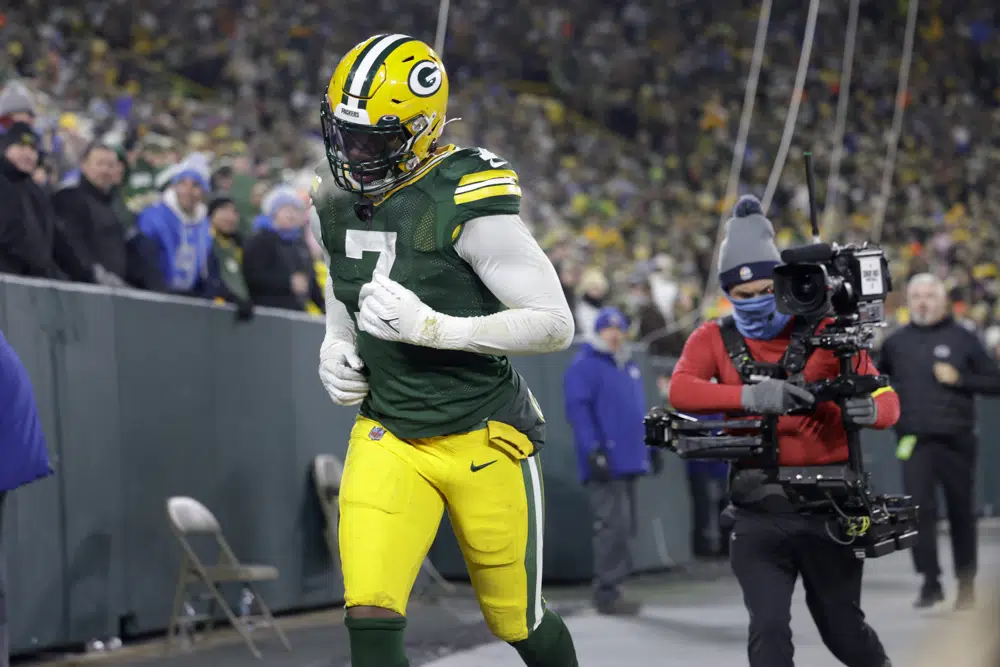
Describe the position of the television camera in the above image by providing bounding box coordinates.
[773,243,891,327]
[645,152,917,559]
[772,144,892,339]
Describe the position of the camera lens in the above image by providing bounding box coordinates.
[774,265,830,317]
[788,276,821,302]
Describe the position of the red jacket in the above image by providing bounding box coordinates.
[668,319,899,466]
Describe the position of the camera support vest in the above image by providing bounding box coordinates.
[716,315,821,383]
[716,315,824,509]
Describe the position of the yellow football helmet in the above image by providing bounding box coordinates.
[321,34,449,196]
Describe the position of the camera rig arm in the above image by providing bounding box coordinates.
[643,403,918,559]
[644,409,773,460]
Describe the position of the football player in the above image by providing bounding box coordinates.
[312,34,579,667]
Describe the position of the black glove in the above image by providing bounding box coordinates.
[842,395,877,428]
[234,298,255,322]
[588,448,612,482]
[650,448,664,476]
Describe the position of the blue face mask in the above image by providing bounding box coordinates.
[730,294,792,340]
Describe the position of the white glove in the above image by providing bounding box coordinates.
[93,264,127,288]
[357,273,439,346]
[318,341,369,406]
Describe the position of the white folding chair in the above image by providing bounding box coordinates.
[165,496,291,658]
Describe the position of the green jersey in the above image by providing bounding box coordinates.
[210,231,250,302]
[314,146,544,445]
[123,158,163,213]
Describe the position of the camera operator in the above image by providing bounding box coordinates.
[878,273,1000,610]
[669,196,900,667]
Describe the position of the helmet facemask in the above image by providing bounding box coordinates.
[321,96,434,196]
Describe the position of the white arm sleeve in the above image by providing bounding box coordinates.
[321,274,357,353]
[433,214,574,355]
[312,204,354,354]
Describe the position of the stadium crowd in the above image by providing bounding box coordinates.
[1,0,999,358]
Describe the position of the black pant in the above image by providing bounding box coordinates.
[729,507,888,667]
[902,434,978,582]
[587,479,636,605]
[688,470,729,556]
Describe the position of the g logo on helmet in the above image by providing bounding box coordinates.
[408,60,442,97]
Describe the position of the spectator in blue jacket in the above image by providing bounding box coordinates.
[563,306,655,616]
[0,330,53,667]
[135,156,212,295]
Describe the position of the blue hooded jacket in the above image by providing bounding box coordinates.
[136,189,212,292]
[563,342,651,482]
[0,331,53,492]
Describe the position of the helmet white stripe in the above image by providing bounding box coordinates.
[346,33,411,107]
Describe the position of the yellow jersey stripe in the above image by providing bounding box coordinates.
[457,168,518,187]
[871,386,894,398]
[454,176,517,194]
[454,183,522,205]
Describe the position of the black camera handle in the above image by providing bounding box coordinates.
[836,352,867,478]
[829,347,881,520]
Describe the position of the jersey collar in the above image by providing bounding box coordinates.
[373,144,458,206]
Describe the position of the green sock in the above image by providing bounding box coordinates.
[510,609,579,667]
[344,615,409,667]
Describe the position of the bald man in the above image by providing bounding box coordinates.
[879,274,1000,610]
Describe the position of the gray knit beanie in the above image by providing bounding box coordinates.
[717,195,782,291]
[0,81,36,119]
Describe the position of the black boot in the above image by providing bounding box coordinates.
[914,578,944,608]
[595,594,641,616]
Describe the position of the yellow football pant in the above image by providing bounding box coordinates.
[339,416,546,642]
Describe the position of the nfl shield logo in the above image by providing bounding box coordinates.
[368,426,386,441]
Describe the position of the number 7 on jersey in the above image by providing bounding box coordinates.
[344,230,398,308]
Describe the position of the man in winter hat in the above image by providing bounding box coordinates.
[665,194,901,667]
[563,306,654,615]
[716,194,790,340]
[133,155,212,293]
